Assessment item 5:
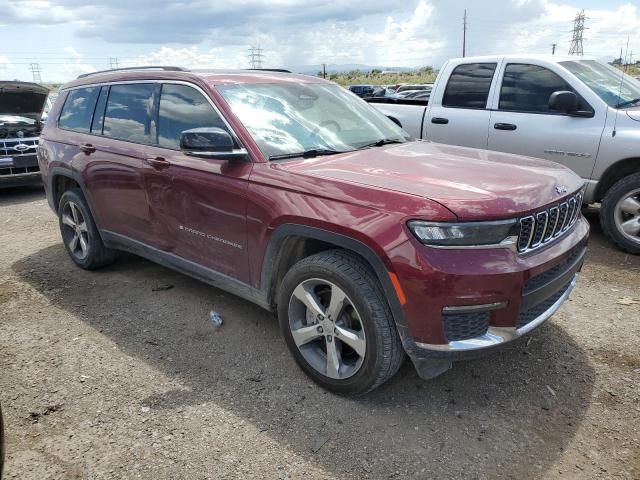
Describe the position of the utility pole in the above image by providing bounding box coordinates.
[322,63,326,79]
[109,57,119,69]
[551,43,557,55]
[29,63,42,83]
[462,9,467,58]
[247,46,264,69]
[568,9,586,56]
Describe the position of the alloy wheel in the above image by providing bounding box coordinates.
[614,188,640,244]
[61,201,90,260]
[288,278,366,380]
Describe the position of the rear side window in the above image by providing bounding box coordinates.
[58,87,100,132]
[442,63,497,109]
[499,63,574,113]
[157,84,230,149]
[103,83,157,143]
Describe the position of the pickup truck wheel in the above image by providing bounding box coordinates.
[278,249,404,396]
[600,173,640,254]
[58,189,117,269]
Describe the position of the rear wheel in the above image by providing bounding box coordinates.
[58,189,116,269]
[278,250,404,396]
[600,173,640,254]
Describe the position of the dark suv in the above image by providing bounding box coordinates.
[39,66,589,395]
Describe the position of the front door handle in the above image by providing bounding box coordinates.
[494,123,517,131]
[431,117,449,124]
[146,157,171,169]
[79,143,96,154]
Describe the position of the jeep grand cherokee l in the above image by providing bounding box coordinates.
[0,81,48,187]
[38,67,589,395]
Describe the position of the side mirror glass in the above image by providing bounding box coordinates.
[180,127,247,160]
[548,90,578,113]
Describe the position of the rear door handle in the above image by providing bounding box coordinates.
[79,143,96,154]
[494,123,517,131]
[431,117,449,124]
[146,157,171,169]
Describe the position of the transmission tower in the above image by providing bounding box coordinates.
[29,63,42,83]
[247,46,264,69]
[568,9,586,56]
[109,57,120,69]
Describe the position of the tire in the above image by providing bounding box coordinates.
[0,403,4,479]
[58,189,117,269]
[277,249,404,396]
[600,173,640,254]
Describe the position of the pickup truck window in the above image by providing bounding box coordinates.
[157,84,231,149]
[560,59,640,109]
[218,83,407,158]
[58,87,100,133]
[442,63,496,109]
[499,63,575,114]
[103,83,157,144]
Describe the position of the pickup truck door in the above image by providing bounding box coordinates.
[425,61,500,149]
[143,83,252,283]
[487,62,603,180]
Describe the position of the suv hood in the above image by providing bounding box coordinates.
[0,81,48,120]
[277,141,584,220]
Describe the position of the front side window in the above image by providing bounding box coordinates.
[442,63,497,109]
[499,63,576,113]
[217,83,408,158]
[58,87,100,132]
[157,84,230,149]
[103,83,157,143]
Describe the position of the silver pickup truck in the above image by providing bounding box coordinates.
[369,55,640,253]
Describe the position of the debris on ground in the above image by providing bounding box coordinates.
[209,310,223,327]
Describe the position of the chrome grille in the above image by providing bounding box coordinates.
[517,190,583,253]
[0,137,39,158]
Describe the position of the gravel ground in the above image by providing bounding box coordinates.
[0,186,639,479]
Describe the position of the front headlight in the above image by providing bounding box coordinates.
[407,220,519,247]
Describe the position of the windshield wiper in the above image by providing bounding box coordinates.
[269,148,349,161]
[615,97,640,108]
[358,138,405,149]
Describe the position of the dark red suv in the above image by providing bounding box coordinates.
[38,67,589,395]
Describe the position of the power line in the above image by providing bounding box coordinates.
[247,45,264,69]
[568,9,587,56]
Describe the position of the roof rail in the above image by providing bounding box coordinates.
[247,68,292,73]
[77,66,188,79]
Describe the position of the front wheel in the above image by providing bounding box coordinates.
[600,173,640,254]
[278,250,404,396]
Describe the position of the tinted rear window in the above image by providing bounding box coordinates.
[442,63,497,109]
[103,83,157,143]
[58,87,100,132]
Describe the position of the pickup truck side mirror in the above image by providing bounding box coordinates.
[548,91,594,117]
[180,127,248,160]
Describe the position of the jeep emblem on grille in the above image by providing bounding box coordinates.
[555,185,568,195]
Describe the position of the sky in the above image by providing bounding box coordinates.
[1,0,639,82]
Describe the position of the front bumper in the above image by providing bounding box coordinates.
[388,216,589,379]
[0,151,41,188]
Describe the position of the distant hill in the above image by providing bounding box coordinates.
[283,64,416,75]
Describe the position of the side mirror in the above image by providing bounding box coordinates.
[548,90,578,113]
[180,127,247,160]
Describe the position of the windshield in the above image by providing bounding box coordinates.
[217,83,409,159]
[560,60,640,108]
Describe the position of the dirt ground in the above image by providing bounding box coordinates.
[0,185,638,480]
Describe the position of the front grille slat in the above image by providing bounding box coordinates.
[517,190,582,254]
